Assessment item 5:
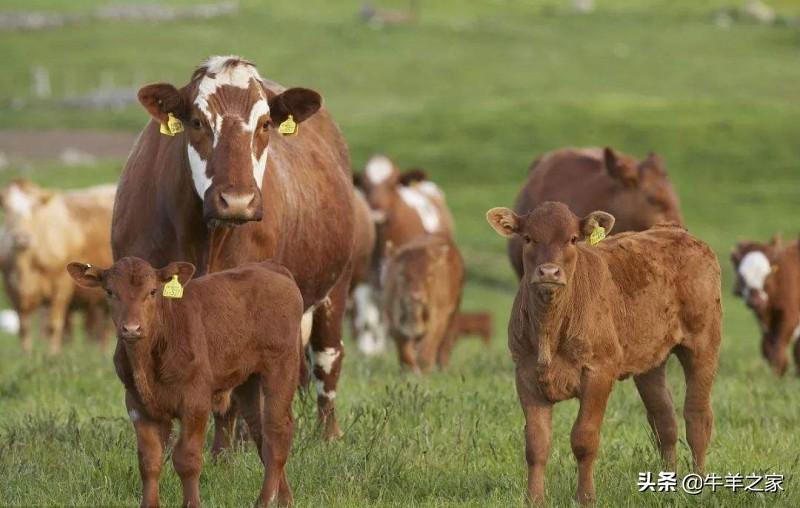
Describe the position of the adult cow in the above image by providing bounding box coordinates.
[508,147,683,278]
[112,56,354,442]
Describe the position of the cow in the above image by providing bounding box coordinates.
[67,257,303,507]
[0,179,114,353]
[486,201,721,504]
[508,147,683,278]
[382,235,464,372]
[112,56,354,442]
[731,236,800,375]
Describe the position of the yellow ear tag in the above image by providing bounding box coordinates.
[278,115,298,136]
[589,226,606,246]
[162,275,184,299]
[160,113,183,136]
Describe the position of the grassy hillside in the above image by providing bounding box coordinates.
[1,1,799,506]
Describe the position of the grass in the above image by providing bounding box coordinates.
[1,0,800,506]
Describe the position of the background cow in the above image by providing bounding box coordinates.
[112,55,355,441]
[731,236,800,375]
[507,147,683,278]
[487,202,721,505]
[0,179,114,353]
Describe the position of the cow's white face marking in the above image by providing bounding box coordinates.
[416,181,443,199]
[739,251,771,302]
[365,155,394,184]
[4,185,33,218]
[313,347,340,375]
[398,186,441,233]
[188,56,270,200]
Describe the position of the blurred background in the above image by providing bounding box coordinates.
[1,1,799,506]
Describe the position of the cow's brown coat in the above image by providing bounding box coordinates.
[487,201,721,504]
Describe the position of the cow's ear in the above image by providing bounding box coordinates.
[771,233,784,250]
[267,87,321,125]
[604,147,638,187]
[398,168,428,186]
[67,262,104,288]
[579,211,615,239]
[642,151,667,174]
[138,83,189,124]
[158,261,196,286]
[486,207,521,238]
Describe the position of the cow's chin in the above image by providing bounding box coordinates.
[206,217,252,229]
[532,281,566,303]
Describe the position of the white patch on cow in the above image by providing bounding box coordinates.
[245,99,269,134]
[739,251,771,291]
[353,284,387,356]
[398,186,441,233]
[313,347,340,375]
[0,309,20,334]
[416,181,444,199]
[365,155,394,184]
[251,147,269,189]
[187,144,212,199]
[4,185,33,217]
[128,409,140,422]
[315,380,336,399]
[300,309,314,347]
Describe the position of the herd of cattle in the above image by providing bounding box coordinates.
[0,56,789,505]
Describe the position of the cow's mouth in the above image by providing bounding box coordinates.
[206,217,252,229]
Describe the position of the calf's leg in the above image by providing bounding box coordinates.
[633,361,678,468]
[572,372,614,504]
[47,281,73,355]
[18,308,33,353]
[675,345,717,473]
[211,398,238,458]
[309,269,350,440]
[395,336,419,373]
[259,356,298,506]
[235,375,265,459]
[173,412,209,508]
[515,362,553,505]
[128,396,170,508]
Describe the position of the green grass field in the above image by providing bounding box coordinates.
[1,1,800,506]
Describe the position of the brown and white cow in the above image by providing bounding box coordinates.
[731,237,800,375]
[382,235,464,373]
[68,257,303,507]
[508,147,683,278]
[112,56,354,441]
[0,179,114,353]
[487,202,721,504]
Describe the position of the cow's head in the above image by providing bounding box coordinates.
[730,238,780,311]
[385,247,437,341]
[137,56,322,225]
[68,257,195,342]
[0,179,53,222]
[354,155,430,225]
[603,147,683,230]
[487,202,614,302]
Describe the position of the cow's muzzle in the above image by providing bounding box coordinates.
[204,186,263,224]
[531,263,566,287]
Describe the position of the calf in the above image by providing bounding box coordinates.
[0,179,114,353]
[452,311,493,345]
[487,202,721,504]
[731,237,800,375]
[67,257,303,507]
[382,235,464,372]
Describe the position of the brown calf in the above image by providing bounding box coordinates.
[731,237,800,375]
[68,257,302,507]
[508,147,683,278]
[0,179,114,353]
[452,311,493,345]
[487,202,721,504]
[382,235,464,372]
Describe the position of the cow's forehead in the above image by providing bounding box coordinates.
[193,57,267,118]
[525,203,578,237]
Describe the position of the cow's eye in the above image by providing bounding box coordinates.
[261,119,271,130]
[523,235,532,244]
[570,236,578,245]
[105,289,113,297]
[149,288,158,297]
[191,118,202,130]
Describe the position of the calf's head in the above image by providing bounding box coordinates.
[68,257,195,342]
[603,147,683,230]
[354,155,429,225]
[487,202,614,301]
[730,238,780,313]
[137,55,322,225]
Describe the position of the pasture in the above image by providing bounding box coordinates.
[1,1,800,506]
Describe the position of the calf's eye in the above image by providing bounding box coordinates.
[105,289,113,297]
[149,288,158,297]
[570,236,578,245]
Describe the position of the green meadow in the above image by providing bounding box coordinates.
[1,1,799,506]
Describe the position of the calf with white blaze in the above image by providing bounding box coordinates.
[112,56,354,442]
[68,257,303,508]
[487,201,721,504]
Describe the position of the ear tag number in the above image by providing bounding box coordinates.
[589,226,606,246]
[278,115,298,136]
[163,275,184,299]
[160,113,183,136]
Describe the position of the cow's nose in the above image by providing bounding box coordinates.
[121,323,142,337]
[537,264,561,280]
[219,191,256,214]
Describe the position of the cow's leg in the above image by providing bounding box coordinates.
[211,399,238,458]
[259,350,298,506]
[309,269,350,440]
[417,317,450,373]
[127,394,169,508]
[173,411,208,508]
[572,372,614,504]
[234,374,264,460]
[793,336,800,375]
[675,345,717,474]
[436,314,460,370]
[18,308,33,353]
[633,361,678,468]
[515,361,552,505]
[768,318,796,376]
[394,336,419,373]
[47,280,73,355]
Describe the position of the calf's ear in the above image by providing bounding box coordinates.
[158,262,196,286]
[579,211,615,239]
[267,87,321,125]
[398,168,428,186]
[604,147,638,187]
[486,207,521,237]
[67,262,104,288]
[138,83,189,124]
